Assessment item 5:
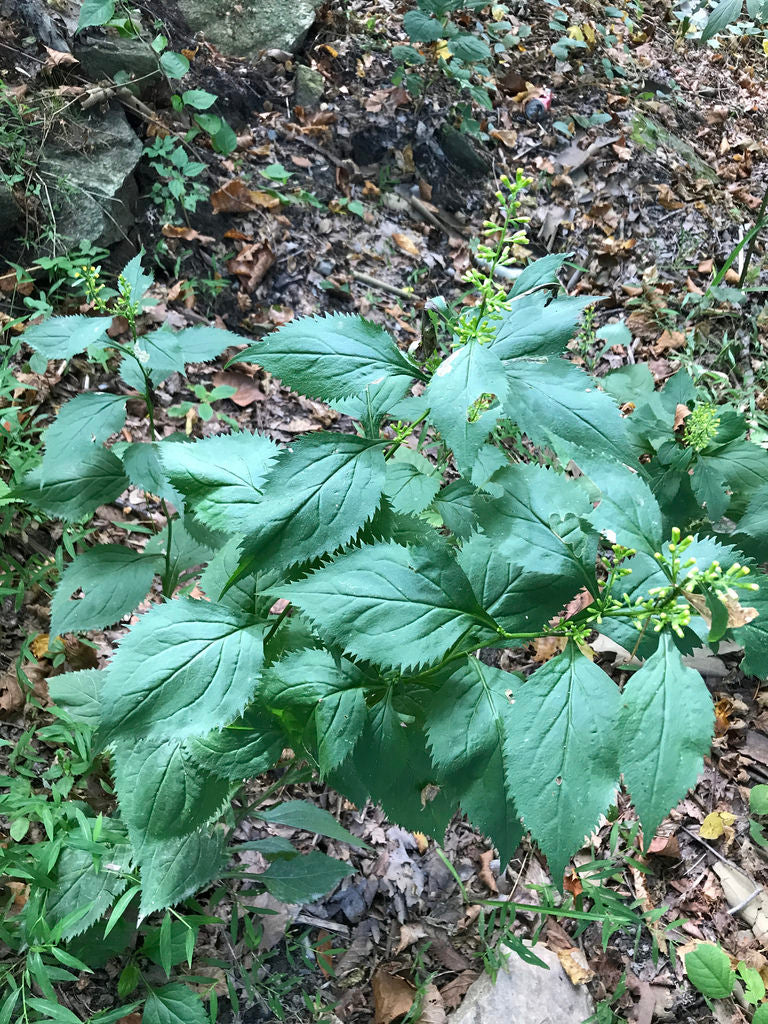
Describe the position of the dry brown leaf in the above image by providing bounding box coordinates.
[44,46,78,68]
[673,403,692,431]
[419,985,447,1024]
[532,635,567,663]
[315,931,335,977]
[655,184,684,210]
[438,971,479,1010]
[227,242,275,291]
[647,833,680,858]
[372,971,416,1024]
[212,371,266,407]
[392,232,421,258]
[395,922,427,954]
[0,669,24,715]
[685,588,758,629]
[478,850,498,893]
[491,129,518,148]
[161,224,215,243]
[698,258,714,274]
[654,329,686,353]
[185,407,198,435]
[556,947,595,985]
[211,179,280,213]
[413,831,429,855]
[115,1015,142,1024]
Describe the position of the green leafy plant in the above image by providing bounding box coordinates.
[11,174,768,962]
[395,0,505,127]
[686,942,768,1018]
[142,138,210,222]
[166,380,239,429]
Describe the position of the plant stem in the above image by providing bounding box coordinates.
[385,409,430,460]
[739,182,768,288]
[264,603,291,645]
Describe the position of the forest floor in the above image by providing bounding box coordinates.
[2,1,768,1022]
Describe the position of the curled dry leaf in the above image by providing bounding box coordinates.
[685,589,759,629]
[478,849,498,893]
[162,224,216,243]
[392,232,421,258]
[212,370,266,407]
[395,922,427,954]
[211,179,280,213]
[372,970,416,1024]
[673,403,692,431]
[227,242,276,291]
[0,669,24,715]
[439,971,479,1010]
[654,329,686,353]
[418,985,447,1024]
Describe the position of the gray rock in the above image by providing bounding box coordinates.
[294,65,325,108]
[73,36,161,95]
[177,0,323,59]
[449,944,594,1024]
[39,105,142,250]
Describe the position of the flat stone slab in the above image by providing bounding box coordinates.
[177,0,324,59]
[449,944,594,1024]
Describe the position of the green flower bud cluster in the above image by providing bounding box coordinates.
[683,403,720,452]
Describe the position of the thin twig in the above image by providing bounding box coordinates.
[727,887,762,916]
[350,270,415,300]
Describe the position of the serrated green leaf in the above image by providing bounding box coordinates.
[144,518,219,584]
[384,448,441,515]
[119,251,153,305]
[459,532,579,633]
[22,316,112,360]
[426,658,522,864]
[138,831,226,918]
[261,850,354,904]
[98,599,264,744]
[733,573,768,678]
[13,448,128,521]
[333,375,412,435]
[113,737,230,846]
[508,253,571,298]
[490,293,594,359]
[120,328,184,390]
[505,644,619,882]
[42,393,128,473]
[187,704,285,780]
[46,845,131,940]
[174,324,242,363]
[143,984,207,1024]
[576,454,663,557]
[685,943,735,998]
[425,341,509,471]
[159,431,278,532]
[341,686,456,834]
[48,669,104,726]
[237,433,387,576]
[431,479,478,538]
[618,633,713,842]
[257,800,368,849]
[473,463,598,601]
[51,545,162,637]
[117,441,183,504]
[275,541,497,671]
[235,313,421,402]
[503,357,632,461]
[262,649,369,773]
[77,0,115,30]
